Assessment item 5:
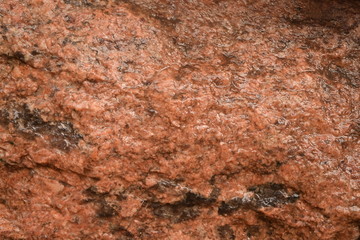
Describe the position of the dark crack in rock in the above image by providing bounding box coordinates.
[217,224,235,240]
[97,201,118,218]
[149,191,216,223]
[219,183,300,215]
[248,183,300,208]
[0,104,81,151]
[82,186,118,218]
[246,225,260,238]
[110,225,134,240]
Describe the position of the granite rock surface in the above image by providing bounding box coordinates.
[0,0,359,239]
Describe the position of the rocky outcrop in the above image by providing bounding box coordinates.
[0,0,359,239]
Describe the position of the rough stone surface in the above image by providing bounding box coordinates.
[0,0,359,239]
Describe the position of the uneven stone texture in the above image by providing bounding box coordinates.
[0,0,359,239]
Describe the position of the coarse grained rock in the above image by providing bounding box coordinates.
[0,0,359,239]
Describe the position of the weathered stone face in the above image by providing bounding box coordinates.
[0,0,359,239]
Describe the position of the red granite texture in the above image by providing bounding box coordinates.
[0,0,359,239]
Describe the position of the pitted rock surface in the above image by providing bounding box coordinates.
[0,0,359,239]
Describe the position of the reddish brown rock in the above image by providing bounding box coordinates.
[0,0,359,239]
